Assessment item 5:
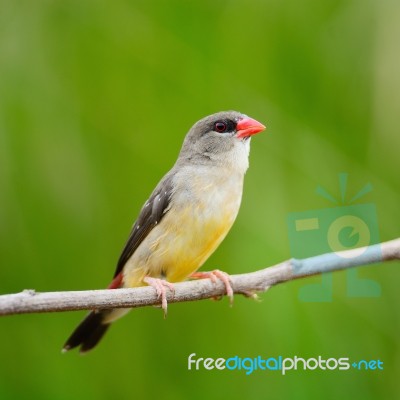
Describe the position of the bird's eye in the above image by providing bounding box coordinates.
[214,121,227,133]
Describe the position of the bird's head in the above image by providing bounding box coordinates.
[178,111,266,171]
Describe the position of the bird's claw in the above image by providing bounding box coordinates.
[191,269,234,304]
[143,277,175,317]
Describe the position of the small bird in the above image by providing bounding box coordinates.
[63,111,266,353]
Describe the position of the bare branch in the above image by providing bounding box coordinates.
[0,238,399,316]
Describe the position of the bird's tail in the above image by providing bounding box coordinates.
[62,310,111,354]
[63,307,130,353]
[63,272,130,353]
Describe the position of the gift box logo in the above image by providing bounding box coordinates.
[287,174,381,302]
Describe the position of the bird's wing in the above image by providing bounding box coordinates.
[113,173,174,278]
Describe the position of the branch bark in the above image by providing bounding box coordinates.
[1,238,399,316]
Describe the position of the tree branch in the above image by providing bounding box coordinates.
[1,238,399,316]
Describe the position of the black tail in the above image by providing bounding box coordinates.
[63,311,110,354]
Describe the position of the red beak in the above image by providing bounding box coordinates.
[236,117,266,139]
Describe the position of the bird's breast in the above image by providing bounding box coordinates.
[124,166,244,285]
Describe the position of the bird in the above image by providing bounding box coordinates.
[63,110,266,353]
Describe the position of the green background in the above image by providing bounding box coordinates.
[0,0,399,399]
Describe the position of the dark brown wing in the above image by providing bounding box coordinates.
[113,173,174,278]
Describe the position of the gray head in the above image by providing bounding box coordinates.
[177,111,266,172]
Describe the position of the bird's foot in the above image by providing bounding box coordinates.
[190,269,234,305]
[143,277,175,317]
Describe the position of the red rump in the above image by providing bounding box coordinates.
[108,273,123,289]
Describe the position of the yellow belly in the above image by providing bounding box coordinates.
[160,210,235,282]
[123,206,236,287]
[122,168,244,288]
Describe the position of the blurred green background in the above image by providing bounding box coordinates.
[0,0,399,399]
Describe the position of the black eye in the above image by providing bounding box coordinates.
[214,121,227,133]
